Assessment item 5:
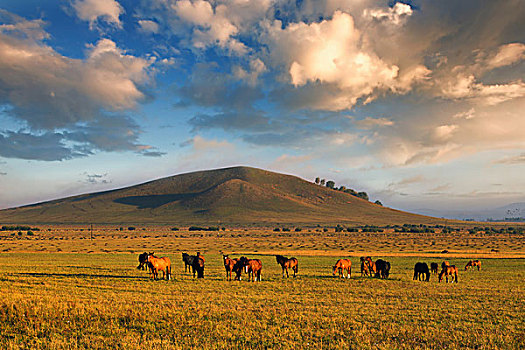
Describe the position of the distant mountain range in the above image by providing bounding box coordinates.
[413,202,525,222]
[0,166,444,226]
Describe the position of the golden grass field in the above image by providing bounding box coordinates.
[0,225,524,349]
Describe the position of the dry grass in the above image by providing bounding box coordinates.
[0,226,524,349]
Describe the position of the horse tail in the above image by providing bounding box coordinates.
[294,261,298,273]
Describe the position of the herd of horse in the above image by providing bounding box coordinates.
[332,256,392,279]
[413,260,481,283]
[137,252,481,284]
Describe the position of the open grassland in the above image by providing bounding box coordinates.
[1,225,524,257]
[0,226,524,349]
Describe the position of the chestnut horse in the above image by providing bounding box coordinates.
[223,255,239,281]
[240,256,262,282]
[333,259,352,279]
[275,255,299,278]
[439,265,458,283]
[147,254,171,280]
[430,262,439,275]
[465,260,481,271]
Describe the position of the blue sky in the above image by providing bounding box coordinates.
[0,0,524,215]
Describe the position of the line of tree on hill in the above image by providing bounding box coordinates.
[314,177,382,205]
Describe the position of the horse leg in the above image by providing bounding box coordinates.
[286,267,289,278]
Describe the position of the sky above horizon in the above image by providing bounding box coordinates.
[0,0,524,215]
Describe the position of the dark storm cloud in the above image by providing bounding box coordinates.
[0,130,81,161]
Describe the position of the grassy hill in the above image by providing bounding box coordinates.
[0,166,444,225]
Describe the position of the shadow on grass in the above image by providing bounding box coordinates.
[12,272,150,280]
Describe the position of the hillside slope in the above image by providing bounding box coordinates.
[0,166,443,225]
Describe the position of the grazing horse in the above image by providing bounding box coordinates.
[375,259,391,279]
[223,255,239,281]
[413,262,430,281]
[465,260,481,271]
[364,257,377,277]
[360,257,371,277]
[439,265,459,283]
[430,262,439,275]
[240,256,262,282]
[333,259,352,279]
[137,252,151,271]
[182,253,196,273]
[147,254,171,280]
[275,255,299,278]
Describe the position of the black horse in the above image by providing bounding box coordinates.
[182,252,204,278]
[413,262,430,281]
[430,262,439,275]
[182,252,196,273]
[375,259,391,279]
[137,252,150,271]
[232,258,245,281]
[192,257,205,278]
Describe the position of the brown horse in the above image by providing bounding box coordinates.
[364,257,377,277]
[441,261,450,270]
[147,254,171,280]
[360,257,371,277]
[275,255,299,278]
[430,262,439,275]
[223,255,239,281]
[439,265,458,283]
[240,256,262,282]
[465,260,481,271]
[333,259,352,279]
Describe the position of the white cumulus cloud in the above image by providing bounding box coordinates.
[72,0,124,30]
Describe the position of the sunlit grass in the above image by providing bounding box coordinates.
[0,251,523,349]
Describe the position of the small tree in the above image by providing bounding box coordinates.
[338,186,346,192]
[326,180,335,189]
[320,179,325,186]
[357,192,369,201]
[374,200,383,206]
[315,177,320,184]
